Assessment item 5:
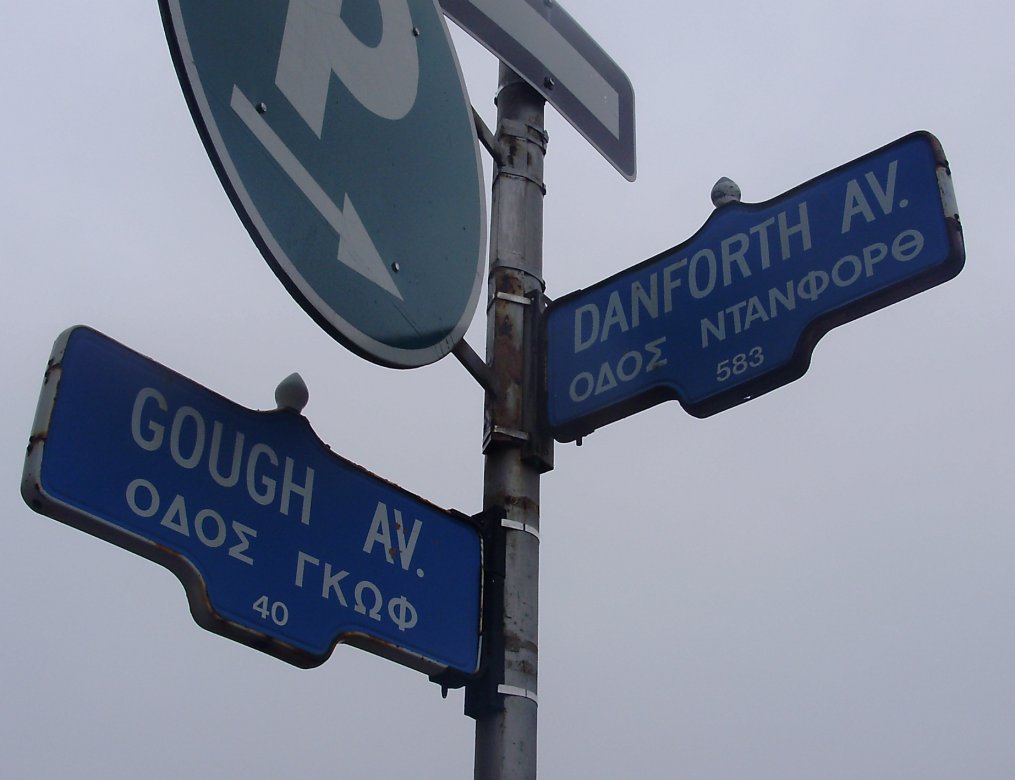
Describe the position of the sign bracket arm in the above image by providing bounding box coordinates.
[472,106,505,165]
[453,339,497,395]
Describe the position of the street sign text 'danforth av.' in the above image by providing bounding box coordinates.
[22,327,482,674]
[545,132,965,441]
[160,0,486,368]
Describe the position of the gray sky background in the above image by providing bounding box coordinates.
[3,1,1013,778]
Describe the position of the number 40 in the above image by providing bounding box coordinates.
[253,596,289,627]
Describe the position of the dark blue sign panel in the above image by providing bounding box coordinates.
[23,327,482,673]
[545,132,965,440]
[160,1,485,368]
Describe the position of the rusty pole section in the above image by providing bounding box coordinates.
[472,65,551,779]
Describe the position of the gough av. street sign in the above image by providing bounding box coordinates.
[23,327,483,673]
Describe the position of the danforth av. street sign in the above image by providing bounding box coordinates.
[545,132,964,440]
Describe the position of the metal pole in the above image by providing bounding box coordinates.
[471,65,550,780]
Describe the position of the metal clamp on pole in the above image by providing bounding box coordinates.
[462,504,544,718]
[430,507,506,700]
[482,287,554,474]
[522,289,554,473]
[462,506,507,717]
[494,119,549,194]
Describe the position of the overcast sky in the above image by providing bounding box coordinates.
[3,1,1013,778]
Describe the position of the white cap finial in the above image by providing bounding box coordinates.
[275,373,309,412]
[711,177,742,207]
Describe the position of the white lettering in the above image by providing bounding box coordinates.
[832,255,863,287]
[865,160,898,216]
[769,281,796,317]
[194,508,227,548]
[645,337,668,372]
[295,551,320,587]
[246,443,278,507]
[841,178,877,233]
[281,458,314,525]
[688,249,717,299]
[323,563,350,606]
[601,291,630,341]
[662,259,686,313]
[631,277,659,328]
[567,338,670,396]
[720,233,751,286]
[161,493,190,536]
[696,226,924,349]
[293,549,420,632]
[778,203,812,260]
[228,522,257,565]
[749,218,776,270]
[363,502,395,563]
[574,304,600,353]
[595,361,619,395]
[701,313,725,348]
[892,229,924,262]
[393,510,422,571]
[354,580,383,620]
[569,372,594,403]
[126,479,259,564]
[863,242,888,276]
[130,390,316,524]
[616,351,642,382]
[126,478,160,518]
[276,0,419,133]
[169,407,205,469]
[209,423,244,488]
[131,388,167,452]
[744,296,769,328]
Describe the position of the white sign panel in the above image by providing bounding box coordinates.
[441,0,636,180]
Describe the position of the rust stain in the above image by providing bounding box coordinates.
[25,432,47,457]
[504,495,540,515]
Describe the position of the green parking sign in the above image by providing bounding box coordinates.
[161,0,486,367]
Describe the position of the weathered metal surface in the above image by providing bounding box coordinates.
[468,65,549,780]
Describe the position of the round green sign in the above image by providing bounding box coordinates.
[161,0,486,367]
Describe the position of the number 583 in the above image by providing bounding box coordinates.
[716,347,764,382]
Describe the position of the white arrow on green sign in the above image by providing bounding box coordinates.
[160,0,486,367]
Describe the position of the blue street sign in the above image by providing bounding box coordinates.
[22,327,482,674]
[545,132,965,441]
[160,1,486,368]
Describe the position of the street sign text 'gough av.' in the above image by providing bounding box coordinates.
[545,132,965,440]
[22,327,482,674]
